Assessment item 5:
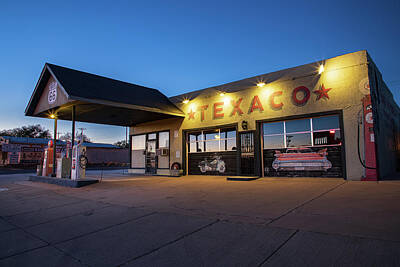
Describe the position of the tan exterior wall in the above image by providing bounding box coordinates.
[131,51,372,180]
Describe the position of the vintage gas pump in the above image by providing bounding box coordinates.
[42,140,54,176]
[71,140,87,180]
[361,95,378,180]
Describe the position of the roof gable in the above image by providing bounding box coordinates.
[25,64,184,126]
[45,64,183,115]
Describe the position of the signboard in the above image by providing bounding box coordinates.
[48,81,58,104]
[2,144,22,152]
[186,84,332,122]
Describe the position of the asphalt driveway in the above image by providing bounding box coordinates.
[0,173,399,266]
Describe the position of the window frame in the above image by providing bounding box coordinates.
[263,115,341,149]
[188,128,237,153]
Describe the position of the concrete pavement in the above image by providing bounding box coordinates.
[0,173,399,266]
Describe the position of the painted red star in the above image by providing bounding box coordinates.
[188,109,196,120]
[314,84,331,100]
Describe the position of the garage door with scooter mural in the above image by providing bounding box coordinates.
[187,128,237,175]
[263,115,343,177]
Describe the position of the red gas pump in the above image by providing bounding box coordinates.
[361,95,378,180]
[42,140,54,176]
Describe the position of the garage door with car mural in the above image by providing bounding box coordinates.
[263,115,344,177]
[187,127,237,175]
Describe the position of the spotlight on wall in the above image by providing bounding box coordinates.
[257,82,266,87]
[318,65,324,74]
[182,99,189,104]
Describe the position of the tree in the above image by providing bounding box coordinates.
[59,132,91,143]
[114,140,129,148]
[0,125,51,138]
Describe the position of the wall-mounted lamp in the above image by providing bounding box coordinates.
[318,65,324,74]
[182,99,189,104]
[49,114,56,119]
[257,82,266,87]
[219,92,225,97]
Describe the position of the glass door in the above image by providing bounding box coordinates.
[240,131,255,175]
[145,140,157,174]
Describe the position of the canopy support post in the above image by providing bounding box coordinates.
[52,117,58,177]
[71,105,76,149]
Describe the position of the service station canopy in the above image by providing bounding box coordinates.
[25,63,185,126]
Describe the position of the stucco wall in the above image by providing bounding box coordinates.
[131,51,373,180]
[368,56,400,178]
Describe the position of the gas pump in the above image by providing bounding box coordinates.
[71,140,87,180]
[361,95,377,180]
[42,140,54,176]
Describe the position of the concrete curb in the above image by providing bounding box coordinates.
[28,176,99,188]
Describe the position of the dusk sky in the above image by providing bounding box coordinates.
[1,0,399,143]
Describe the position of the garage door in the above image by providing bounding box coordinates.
[187,128,237,176]
[262,114,344,177]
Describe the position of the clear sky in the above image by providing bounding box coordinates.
[1,0,399,143]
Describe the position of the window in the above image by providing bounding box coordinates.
[132,135,145,150]
[263,115,341,149]
[286,119,310,133]
[263,122,284,149]
[188,128,236,153]
[148,133,156,140]
[158,132,169,148]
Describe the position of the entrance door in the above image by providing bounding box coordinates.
[240,132,255,175]
[145,140,157,174]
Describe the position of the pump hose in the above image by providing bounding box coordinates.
[357,109,377,169]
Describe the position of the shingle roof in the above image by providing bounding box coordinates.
[25,64,184,126]
[45,63,183,116]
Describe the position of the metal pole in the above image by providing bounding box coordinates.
[125,127,128,147]
[71,105,76,149]
[52,117,58,177]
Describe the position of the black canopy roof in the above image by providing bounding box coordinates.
[25,63,184,126]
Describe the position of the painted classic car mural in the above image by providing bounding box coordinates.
[272,147,332,171]
[264,145,342,178]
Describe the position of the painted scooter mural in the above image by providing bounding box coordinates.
[198,155,226,173]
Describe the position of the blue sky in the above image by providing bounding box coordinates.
[1,0,399,143]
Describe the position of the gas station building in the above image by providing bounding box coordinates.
[26,50,400,180]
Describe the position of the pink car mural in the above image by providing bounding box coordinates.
[272,147,332,171]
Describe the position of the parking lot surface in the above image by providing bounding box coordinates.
[1,171,400,266]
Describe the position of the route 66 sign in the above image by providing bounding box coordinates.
[48,81,57,104]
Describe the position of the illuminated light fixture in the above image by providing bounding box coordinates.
[49,114,55,119]
[318,64,324,74]
[219,92,225,96]
[215,134,220,139]
[329,129,335,134]
[182,99,189,104]
[257,82,266,87]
